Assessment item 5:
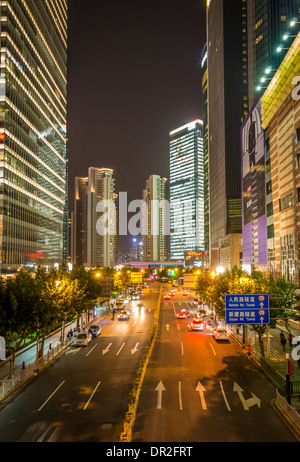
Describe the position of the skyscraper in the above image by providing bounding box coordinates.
[169,120,204,261]
[201,43,209,266]
[142,174,167,262]
[206,0,248,268]
[247,0,300,106]
[87,167,117,268]
[0,0,68,273]
[73,176,88,267]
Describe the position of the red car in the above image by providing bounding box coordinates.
[164,294,171,300]
[176,310,189,319]
[190,318,205,331]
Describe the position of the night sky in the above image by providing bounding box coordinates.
[67,0,207,252]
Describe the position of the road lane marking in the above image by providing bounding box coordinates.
[116,343,125,356]
[112,321,118,327]
[179,381,183,410]
[131,343,139,355]
[38,380,65,412]
[219,381,231,412]
[209,343,216,356]
[86,343,98,356]
[83,381,101,410]
[133,320,137,327]
[102,343,112,355]
[156,382,166,410]
[177,324,180,331]
[233,382,261,411]
[196,382,207,410]
[172,302,176,315]
[181,343,184,355]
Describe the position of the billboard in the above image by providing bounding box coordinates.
[241,100,267,269]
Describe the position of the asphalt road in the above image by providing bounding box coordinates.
[0,292,159,442]
[132,291,298,443]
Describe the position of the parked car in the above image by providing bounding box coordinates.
[73,332,92,347]
[90,324,102,337]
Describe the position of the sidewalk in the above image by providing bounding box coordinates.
[0,314,105,400]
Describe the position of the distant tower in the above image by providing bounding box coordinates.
[142,175,167,262]
[87,168,117,268]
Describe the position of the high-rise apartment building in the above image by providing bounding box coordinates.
[206,0,248,269]
[87,167,117,268]
[0,0,68,273]
[72,168,117,269]
[169,120,204,261]
[247,0,300,106]
[73,176,88,266]
[142,174,167,262]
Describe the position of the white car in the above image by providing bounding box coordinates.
[73,332,92,347]
[90,324,102,337]
[212,328,230,341]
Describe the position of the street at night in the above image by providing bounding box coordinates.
[0,0,300,451]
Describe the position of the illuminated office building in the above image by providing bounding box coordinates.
[248,0,300,106]
[169,120,204,261]
[206,0,247,269]
[0,0,68,272]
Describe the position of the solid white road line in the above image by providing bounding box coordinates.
[86,343,98,356]
[179,381,183,410]
[38,380,66,412]
[219,381,231,411]
[83,381,101,410]
[116,343,125,356]
[181,342,184,356]
[209,342,217,356]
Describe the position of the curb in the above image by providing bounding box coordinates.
[272,399,300,441]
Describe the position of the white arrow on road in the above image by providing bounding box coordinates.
[131,343,139,355]
[102,343,112,355]
[156,381,166,410]
[165,324,170,331]
[196,382,207,410]
[233,382,261,411]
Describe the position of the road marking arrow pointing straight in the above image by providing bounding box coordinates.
[165,324,170,331]
[131,342,139,355]
[102,343,112,355]
[196,382,207,410]
[233,382,261,411]
[156,381,166,410]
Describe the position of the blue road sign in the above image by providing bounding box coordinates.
[225,294,270,325]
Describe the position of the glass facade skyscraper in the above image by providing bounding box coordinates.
[207,0,247,266]
[0,0,68,273]
[169,120,204,261]
[248,0,300,106]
